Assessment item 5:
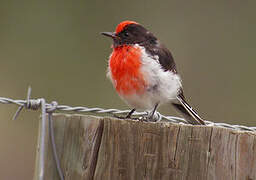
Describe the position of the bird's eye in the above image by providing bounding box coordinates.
[124,32,129,37]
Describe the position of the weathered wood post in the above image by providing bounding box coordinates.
[34,114,256,180]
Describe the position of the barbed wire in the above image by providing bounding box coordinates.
[0,96,255,132]
[1,90,256,180]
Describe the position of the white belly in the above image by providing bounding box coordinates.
[118,45,182,110]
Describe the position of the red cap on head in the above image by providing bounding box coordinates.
[115,20,138,34]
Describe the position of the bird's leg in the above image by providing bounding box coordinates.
[147,103,159,122]
[125,108,136,119]
[114,108,136,119]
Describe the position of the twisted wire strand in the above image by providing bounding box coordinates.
[0,97,255,132]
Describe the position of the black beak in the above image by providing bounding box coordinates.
[101,32,116,39]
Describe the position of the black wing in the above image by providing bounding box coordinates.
[142,41,177,73]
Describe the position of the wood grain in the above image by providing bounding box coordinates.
[34,114,256,180]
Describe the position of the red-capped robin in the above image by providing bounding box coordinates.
[102,21,205,125]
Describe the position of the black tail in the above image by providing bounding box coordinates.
[172,93,205,125]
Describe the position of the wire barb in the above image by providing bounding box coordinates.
[6,87,64,180]
[13,86,32,120]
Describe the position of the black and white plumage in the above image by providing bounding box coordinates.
[102,21,205,125]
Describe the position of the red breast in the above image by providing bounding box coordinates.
[109,45,146,95]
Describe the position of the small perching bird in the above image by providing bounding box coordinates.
[101,20,205,125]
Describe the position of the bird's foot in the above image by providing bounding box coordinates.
[114,114,157,122]
[136,114,155,122]
[113,114,140,121]
[113,109,160,122]
[143,111,161,122]
[113,108,137,120]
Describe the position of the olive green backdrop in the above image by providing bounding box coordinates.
[0,0,255,179]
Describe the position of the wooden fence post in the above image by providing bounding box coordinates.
[34,114,256,180]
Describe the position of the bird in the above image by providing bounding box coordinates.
[101,20,205,125]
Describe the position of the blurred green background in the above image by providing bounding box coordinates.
[0,0,255,179]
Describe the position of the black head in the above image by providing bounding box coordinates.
[101,21,157,47]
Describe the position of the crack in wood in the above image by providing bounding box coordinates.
[91,120,104,180]
[173,126,181,163]
[234,133,239,180]
[206,127,213,179]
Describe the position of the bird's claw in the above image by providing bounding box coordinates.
[113,113,156,122]
[137,115,155,122]
[113,114,138,120]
